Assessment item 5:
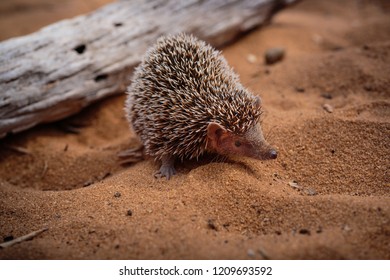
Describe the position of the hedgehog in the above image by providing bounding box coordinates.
[124,33,277,179]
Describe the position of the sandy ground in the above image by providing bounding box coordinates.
[0,0,389,259]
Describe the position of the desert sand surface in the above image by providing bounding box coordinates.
[0,0,389,259]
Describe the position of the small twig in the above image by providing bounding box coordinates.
[258,247,271,260]
[4,145,31,155]
[56,121,89,134]
[117,146,144,165]
[0,227,48,249]
[41,160,48,178]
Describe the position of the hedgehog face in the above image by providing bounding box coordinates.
[207,122,277,160]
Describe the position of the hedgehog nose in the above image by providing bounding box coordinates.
[269,149,278,159]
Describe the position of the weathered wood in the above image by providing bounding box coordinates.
[0,0,296,138]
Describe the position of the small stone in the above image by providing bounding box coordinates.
[126,209,133,216]
[295,86,305,93]
[343,224,351,232]
[321,92,333,99]
[273,173,282,179]
[261,217,271,227]
[288,181,302,190]
[289,181,317,196]
[114,192,121,198]
[247,54,257,64]
[323,103,333,113]
[222,223,230,229]
[304,187,318,196]
[207,219,218,231]
[299,229,311,235]
[247,249,256,257]
[265,47,285,65]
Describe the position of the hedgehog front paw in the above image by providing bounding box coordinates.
[154,165,176,180]
[154,155,176,180]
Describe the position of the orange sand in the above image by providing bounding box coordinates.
[0,0,389,259]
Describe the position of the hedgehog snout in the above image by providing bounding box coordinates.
[268,149,278,159]
[255,146,278,160]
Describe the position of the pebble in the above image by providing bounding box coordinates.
[247,249,256,257]
[288,181,301,189]
[265,47,285,65]
[304,188,318,196]
[342,224,352,232]
[246,54,257,64]
[299,229,311,235]
[323,103,333,113]
[126,209,133,216]
[114,192,121,198]
[321,92,333,99]
[288,181,318,196]
[207,219,218,231]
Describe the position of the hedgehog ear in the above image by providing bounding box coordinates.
[207,122,227,141]
[253,96,262,110]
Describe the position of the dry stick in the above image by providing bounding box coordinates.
[258,247,271,260]
[0,228,48,249]
[41,160,48,178]
[4,145,31,155]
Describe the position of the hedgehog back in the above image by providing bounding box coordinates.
[126,33,261,161]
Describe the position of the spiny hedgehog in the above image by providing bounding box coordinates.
[125,33,277,179]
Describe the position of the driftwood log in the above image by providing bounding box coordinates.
[0,0,296,138]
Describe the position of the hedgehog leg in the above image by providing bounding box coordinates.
[154,155,176,180]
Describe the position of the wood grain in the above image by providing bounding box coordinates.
[0,0,296,137]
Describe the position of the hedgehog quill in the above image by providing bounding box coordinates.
[124,33,277,179]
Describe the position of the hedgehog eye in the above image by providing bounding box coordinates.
[235,140,241,147]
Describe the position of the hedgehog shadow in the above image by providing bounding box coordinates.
[176,153,259,178]
[118,145,259,179]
